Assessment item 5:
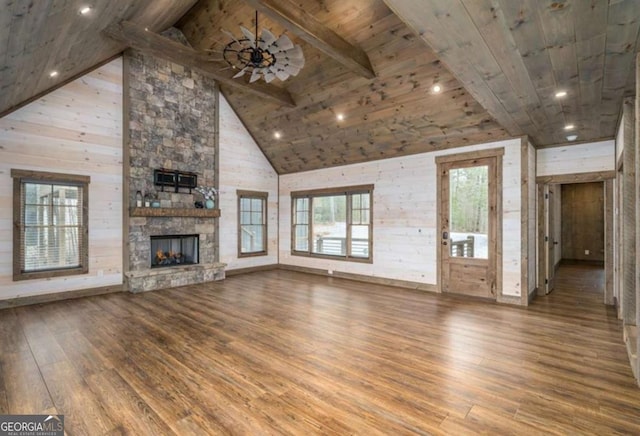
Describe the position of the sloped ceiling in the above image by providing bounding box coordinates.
[1,0,639,174]
[0,0,198,118]
[178,0,510,173]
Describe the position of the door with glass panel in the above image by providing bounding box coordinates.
[439,155,499,298]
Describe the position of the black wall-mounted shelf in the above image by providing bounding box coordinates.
[154,169,197,193]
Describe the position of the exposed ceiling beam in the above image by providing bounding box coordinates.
[103,21,296,107]
[382,0,527,139]
[243,0,376,79]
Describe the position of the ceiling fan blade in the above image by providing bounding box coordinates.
[280,57,305,69]
[264,70,276,83]
[240,26,255,45]
[282,45,303,60]
[275,68,290,81]
[250,68,264,83]
[281,64,301,76]
[270,34,294,52]
[259,29,276,49]
[233,67,248,78]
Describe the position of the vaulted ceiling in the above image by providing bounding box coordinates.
[1,0,639,174]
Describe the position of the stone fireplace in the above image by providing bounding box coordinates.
[123,36,225,293]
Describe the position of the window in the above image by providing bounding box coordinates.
[238,190,268,257]
[292,185,373,262]
[11,169,90,281]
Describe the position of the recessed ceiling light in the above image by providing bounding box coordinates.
[273,132,281,139]
[555,90,567,98]
[336,113,344,121]
[79,6,92,15]
[49,70,59,78]
[566,134,578,141]
[564,124,575,130]
[432,84,442,93]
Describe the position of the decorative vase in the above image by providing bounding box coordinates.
[205,199,215,209]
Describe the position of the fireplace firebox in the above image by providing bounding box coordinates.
[150,234,199,268]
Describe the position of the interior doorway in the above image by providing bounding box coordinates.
[536,176,613,303]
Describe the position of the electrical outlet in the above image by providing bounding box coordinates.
[585,250,590,255]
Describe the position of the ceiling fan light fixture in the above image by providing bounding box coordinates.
[223,11,304,83]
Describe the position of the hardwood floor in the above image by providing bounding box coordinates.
[1,265,639,435]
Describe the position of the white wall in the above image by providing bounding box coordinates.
[537,140,615,176]
[219,94,278,270]
[279,138,524,297]
[0,58,123,300]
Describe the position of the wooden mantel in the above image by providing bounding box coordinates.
[130,207,220,218]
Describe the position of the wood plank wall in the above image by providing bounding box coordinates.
[0,58,124,300]
[537,140,616,177]
[219,94,279,271]
[279,138,525,299]
[561,183,605,262]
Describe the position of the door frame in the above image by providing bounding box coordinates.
[535,171,615,303]
[436,147,503,298]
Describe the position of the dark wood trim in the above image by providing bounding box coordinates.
[435,147,505,164]
[0,284,124,310]
[122,52,132,277]
[520,138,531,306]
[290,186,373,263]
[130,208,220,218]
[225,264,279,276]
[237,190,269,258]
[214,84,221,264]
[536,171,616,184]
[0,54,122,120]
[11,169,91,184]
[237,190,269,198]
[290,251,374,264]
[605,179,614,305]
[12,169,90,281]
[104,21,295,107]
[536,183,546,297]
[290,184,374,198]
[278,264,438,292]
[436,147,503,299]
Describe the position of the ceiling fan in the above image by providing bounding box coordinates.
[222,11,305,83]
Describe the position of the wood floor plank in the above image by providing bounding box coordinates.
[0,264,638,434]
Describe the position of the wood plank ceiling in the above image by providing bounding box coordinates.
[178,0,510,173]
[0,0,198,118]
[1,1,639,173]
